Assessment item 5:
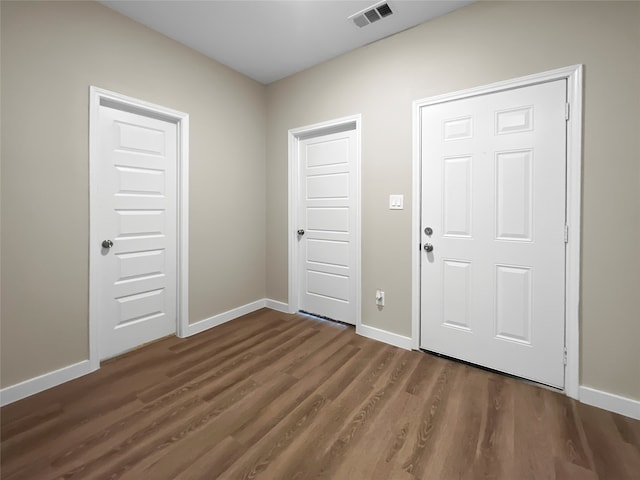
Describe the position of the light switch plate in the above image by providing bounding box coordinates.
[389,194,404,210]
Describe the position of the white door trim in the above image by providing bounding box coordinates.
[288,114,362,329]
[411,65,583,399]
[89,86,190,371]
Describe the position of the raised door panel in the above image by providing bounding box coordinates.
[443,155,473,238]
[495,150,533,241]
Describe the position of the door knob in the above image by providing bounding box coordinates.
[424,243,434,253]
[297,229,305,236]
[102,240,114,249]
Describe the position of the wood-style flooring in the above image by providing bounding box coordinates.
[2,308,639,479]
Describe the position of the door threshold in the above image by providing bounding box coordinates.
[419,348,563,393]
[298,310,353,328]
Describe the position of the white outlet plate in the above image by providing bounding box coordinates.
[389,194,403,210]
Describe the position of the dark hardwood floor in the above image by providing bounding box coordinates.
[2,308,639,479]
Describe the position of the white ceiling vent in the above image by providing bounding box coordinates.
[348,1,394,28]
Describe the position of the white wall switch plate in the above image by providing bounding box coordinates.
[389,194,404,210]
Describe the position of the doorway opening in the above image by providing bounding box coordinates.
[89,87,190,369]
[288,115,362,328]
[411,65,582,398]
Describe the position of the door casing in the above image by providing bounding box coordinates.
[89,86,190,370]
[288,115,362,330]
[411,65,583,399]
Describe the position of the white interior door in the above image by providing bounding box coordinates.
[420,80,567,388]
[97,104,177,360]
[297,129,357,325]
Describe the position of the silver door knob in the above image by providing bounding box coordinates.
[424,243,434,253]
[102,240,114,249]
[297,229,305,236]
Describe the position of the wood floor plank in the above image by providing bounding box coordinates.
[268,351,420,480]
[612,411,640,453]
[469,372,516,480]
[164,323,283,378]
[403,352,448,397]
[553,459,599,480]
[110,376,264,480]
[197,325,319,402]
[544,389,594,472]
[576,402,640,480]
[171,436,245,480]
[284,321,350,378]
[3,400,143,478]
[330,390,416,480]
[1,309,639,480]
[435,364,487,480]
[310,352,423,480]
[400,360,461,479]
[512,380,558,480]
[258,343,397,475]
[369,392,423,480]
[230,344,360,448]
[227,392,329,480]
[1,378,145,478]
[136,320,312,403]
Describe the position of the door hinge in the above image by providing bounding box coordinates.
[563,347,568,365]
[564,224,569,243]
[565,103,570,121]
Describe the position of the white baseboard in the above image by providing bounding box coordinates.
[357,323,413,350]
[6,310,637,423]
[0,359,95,407]
[182,299,268,337]
[579,386,640,420]
[1,298,287,406]
[265,298,289,313]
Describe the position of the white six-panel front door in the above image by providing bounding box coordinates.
[420,80,567,388]
[97,105,177,360]
[298,129,357,325]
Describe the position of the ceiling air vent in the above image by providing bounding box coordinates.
[348,1,394,28]
[364,9,381,24]
[376,3,393,17]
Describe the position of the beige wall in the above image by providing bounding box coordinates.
[266,1,640,400]
[0,1,267,387]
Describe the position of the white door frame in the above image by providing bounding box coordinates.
[288,114,362,328]
[89,86,190,370]
[411,65,583,399]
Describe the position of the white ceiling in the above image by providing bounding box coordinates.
[100,0,473,85]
